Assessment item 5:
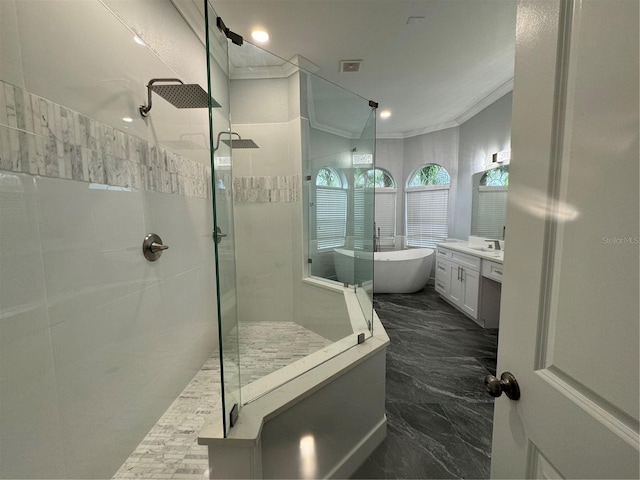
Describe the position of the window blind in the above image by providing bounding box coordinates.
[406,186,449,248]
[354,188,364,249]
[375,189,396,247]
[316,187,347,249]
[476,186,507,239]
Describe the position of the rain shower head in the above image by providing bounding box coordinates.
[139,78,221,117]
[221,138,259,149]
[214,131,259,151]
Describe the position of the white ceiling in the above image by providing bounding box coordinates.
[211,0,517,138]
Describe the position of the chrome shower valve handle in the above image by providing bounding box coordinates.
[143,233,169,261]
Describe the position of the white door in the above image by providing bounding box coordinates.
[490,0,639,478]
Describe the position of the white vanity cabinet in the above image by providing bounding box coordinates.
[435,247,481,320]
[436,244,503,328]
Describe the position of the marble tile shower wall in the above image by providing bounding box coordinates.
[0,80,212,198]
[233,175,300,203]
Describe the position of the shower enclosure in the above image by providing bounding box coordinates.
[205,1,377,437]
[0,1,378,478]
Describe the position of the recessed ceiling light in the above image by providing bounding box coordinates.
[380,110,392,119]
[251,30,269,43]
[122,117,134,123]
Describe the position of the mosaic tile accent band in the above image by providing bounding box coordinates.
[233,174,300,203]
[0,80,212,198]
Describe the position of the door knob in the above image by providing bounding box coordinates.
[484,371,520,400]
[143,233,169,261]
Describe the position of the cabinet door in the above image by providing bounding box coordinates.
[449,264,463,305]
[460,267,479,319]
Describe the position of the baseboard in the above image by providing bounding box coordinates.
[326,415,388,479]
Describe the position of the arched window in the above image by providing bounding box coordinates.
[407,164,451,187]
[315,166,347,249]
[480,166,509,186]
[405,164,451,247]
[354,168,395,188]
[354,168,397,248]
[475,166,508,238]
[316,166,344,187]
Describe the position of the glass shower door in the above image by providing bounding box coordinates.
[205,1,240,437]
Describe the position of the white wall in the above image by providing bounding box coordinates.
[0,1,220,478]
[230,75,302,324]
[374,138,404,240]
[376,127,459,245]
[375,94,512,247]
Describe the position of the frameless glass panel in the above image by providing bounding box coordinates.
[205,1,239,437]
[218,37,375,405]
[303,76,375,285]
[352,109,376,334]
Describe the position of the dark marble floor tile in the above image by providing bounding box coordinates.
[352,402,483,479]
[376,302,482,332]
[441,402,495,478]
[386,355,494,404]
[387,327,498,360]
[476,356,497,376]
[355,285,498,479]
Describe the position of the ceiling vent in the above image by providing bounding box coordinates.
[406,16,426,25]
[340,60,362,73]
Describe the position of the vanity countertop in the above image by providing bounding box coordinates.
[436,241,504,263]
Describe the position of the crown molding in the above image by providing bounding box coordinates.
[454,77,514,125]
[377,78,514,140]
[399,120,460,139]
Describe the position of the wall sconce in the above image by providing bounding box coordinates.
[492,150,511,164]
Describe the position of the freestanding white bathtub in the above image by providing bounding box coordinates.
[333,248,435,294]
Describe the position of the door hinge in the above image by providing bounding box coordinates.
[229,403,239,428]
[216,17,243,46]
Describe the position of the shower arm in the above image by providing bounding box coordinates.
[213,131,241,152]
[139,78,184,117]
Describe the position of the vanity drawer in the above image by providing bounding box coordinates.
[435,277,449,295]
[450,250,481,271]
[435,258,450,279]
[481,260,504,283]
[436,247,452,259]
[435,258,450,294]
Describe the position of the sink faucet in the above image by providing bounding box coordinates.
[485,239,501,250]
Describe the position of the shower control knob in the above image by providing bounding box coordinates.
[484,371,520,400]
[143,233,169,261]
[214,226,228,245]
[151,242,169,253]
